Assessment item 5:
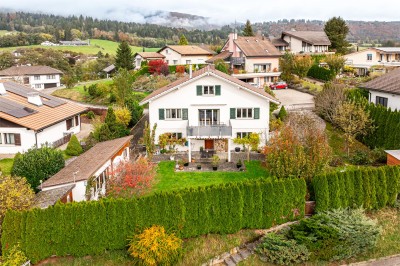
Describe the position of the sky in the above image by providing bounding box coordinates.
[1,0,399,24]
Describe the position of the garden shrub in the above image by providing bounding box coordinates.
[278,106,287,121]
[350,150,370,165]
[128,225,182,266]
[256,233,309,265]
[307,65,335,81]
[287,209,380,261]
[65,135,83,156]
[0,243,28,266]
[86,111,95,119]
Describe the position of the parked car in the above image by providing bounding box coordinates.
[269,81,288,90]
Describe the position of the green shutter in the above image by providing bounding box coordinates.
[159,109,165,120]
[254,108,260,119]
[215,85,221,95]
[182,108,188,120]
[196,85,203,96]
[230,108,236,119]
[178,133,183,139]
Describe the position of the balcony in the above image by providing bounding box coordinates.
[230,57,245,65]
[187,123,232,138]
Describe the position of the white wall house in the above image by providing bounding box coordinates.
[362,68,400,110]
[0,65,63,90]
[41,136,132,202]
[134,52,165,69]
[0,81,86,154]
[281,30,331,54]
[158,45,215,66]
[140,66,279,162]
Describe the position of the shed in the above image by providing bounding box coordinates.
[385,150,400,165]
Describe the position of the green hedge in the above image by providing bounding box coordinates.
[307,65,335,81]
[2,179,306,263]
[313,166,400,212]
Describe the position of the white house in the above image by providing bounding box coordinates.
[281,30,331,54]
[139,65,279,162]
[158,45,215,66]
[361,67,400,110]
[41,135,132,202]
[0,81,86,154]
[134,52,165,69]
[208,33,282,88]
[0,65,63,90]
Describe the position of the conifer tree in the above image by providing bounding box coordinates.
[115,41,133,70]
[243,20,254,37]
[179,34,188,45]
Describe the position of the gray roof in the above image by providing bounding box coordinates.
[103,64,116,73]
[361,68,400,95]
[34,184,75,209]
[375,47,400,53]
[233,36,282,57]
[385,150,400,160]
[0,65,63,76]
[282,31,331,45]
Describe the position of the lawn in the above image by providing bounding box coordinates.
[152,160,270,193]
[0,39,159,55]
[301,79,323,92]
[0,158,14,176]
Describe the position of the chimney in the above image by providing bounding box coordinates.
[0,83,6,95]
[189,64,192,78]
[27,92,43,106]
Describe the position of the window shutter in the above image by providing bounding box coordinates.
[14,134,21,146]
[254,108,260,119]
[159,109,165,120]
[66,119,72,130]
[215,85,221,95]
[230,108,236,119]
[182,108,188,120]
[178,133,183,139]
[196,85,203,96]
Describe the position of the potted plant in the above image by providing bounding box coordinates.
[177,159,184,170]
[183,158,189,167]
[236,159,242,169]
[212,155,220,171]
[200,146,204,152]
[235,147,241,152]
[197,164,202,170]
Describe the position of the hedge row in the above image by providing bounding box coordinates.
[313,166,400,212]
[307,65,335,81]
[2,179,306,263]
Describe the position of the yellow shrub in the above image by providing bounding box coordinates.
[114,107,132,126]
[128,225,182,266]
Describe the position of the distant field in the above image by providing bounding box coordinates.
[0,38,159,55]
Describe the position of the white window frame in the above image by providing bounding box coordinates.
[165,108,182,120]
[46,75,56,79]
[236,108,253,119]
[4,133,15,145]
[34,75,40,80]
[367,54,372,61]
[170,132,183,139]
[173,60,178,65]
[186,60,191,64]
[35,84,41,89]
[203,85,215,95]
[236,132,251,139]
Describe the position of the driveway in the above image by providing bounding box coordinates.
[273,89,315,111]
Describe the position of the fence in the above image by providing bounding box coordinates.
[52,133,71,148]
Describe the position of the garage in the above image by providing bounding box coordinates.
[44,83,58,89]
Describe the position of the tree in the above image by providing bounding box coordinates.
[279,52,295,82]
[112,68,135,106]
[334,101,372,155]
[107,158,156,198]
[114,106,132,126]
[324,17,350,54]
[0,52,14,70]
[292,55,313,78]
[243,20,255,37]
[214,59,229,74]
[93,107,130,142]
[278,106,288,121]
[12,146,65,190]
[143,122,157,160]
[233,133,260,161]
[324,54,346,76]
[65,135,83,156]
[315,82,347,125]
[115,41,133,70]
[125,97,144,127]
[179,34,188,45]
[148,60,169,75]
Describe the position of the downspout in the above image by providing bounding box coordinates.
[35,131,38,147]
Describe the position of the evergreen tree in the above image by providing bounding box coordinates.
[324,17,350,54]
[179,34,188,45]
[243,20,254,37]
[115,41,134,70]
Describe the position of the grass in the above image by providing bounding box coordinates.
[301,79,323,92]
[0,158,14,176]
[0,39,159,55]
[36,229,259,266]
[152,160,270,193]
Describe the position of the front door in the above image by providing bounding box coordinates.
[205,139,214,150]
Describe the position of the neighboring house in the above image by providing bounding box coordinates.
[209,33,282,88]
[134,52,165,69]
[59,40,89,46]
[281,30,331,54]
[0,65,63,90]
[361,67,400,110]
[102,64,116,78]
[40,136,133,202]
[344,47,400,76]
[158,45,216,66]
[269,37,289,52]
[139,65,279,162]
[0,81,86,154]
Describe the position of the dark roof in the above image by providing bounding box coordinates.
[0,65,63,76]
[41,136,133,188]
[140,65,279,105]
[206,51,233,63]
[270,37,289,47]
[34,184,75,209]
[282,31,331,45]
[135,52,165,59]
[102,64,116,73]
[361,68,400,95]
[233,36,282,57]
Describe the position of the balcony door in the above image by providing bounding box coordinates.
[199,109,220,126]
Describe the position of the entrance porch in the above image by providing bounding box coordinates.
[187,138,233,162]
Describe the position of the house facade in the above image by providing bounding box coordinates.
[0,65,63,90]
[361,68,400,110]
[281,30,331,54]
[41,136,132,202]
[134,52,165,69]
[158,45,215,66]
[0,81,86,154]
[139,66,279,162]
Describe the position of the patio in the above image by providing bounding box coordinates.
[176,162,246,172]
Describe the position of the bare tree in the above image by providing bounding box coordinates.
[314,82,347,125]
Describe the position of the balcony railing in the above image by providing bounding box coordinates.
[230,57,245,65]
[187,123,232,138]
